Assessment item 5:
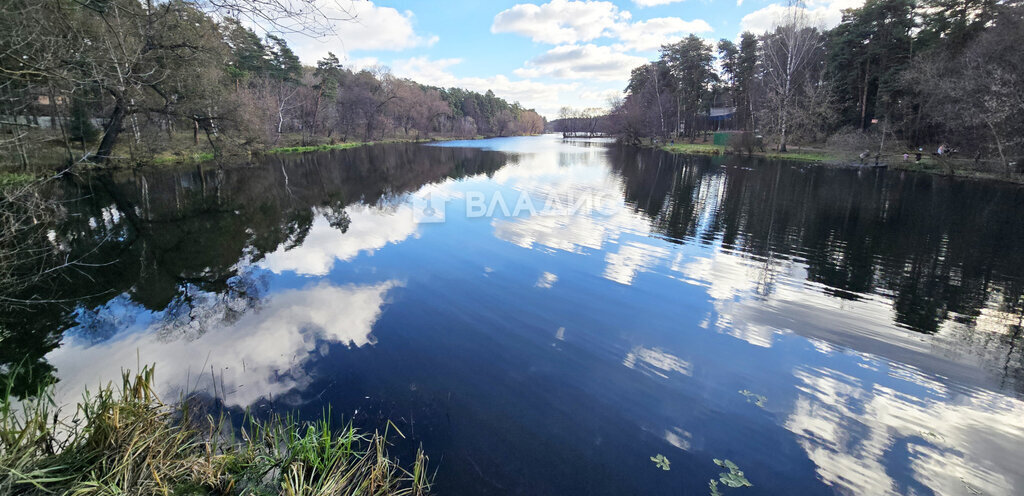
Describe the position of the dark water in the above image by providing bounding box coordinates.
[5,135,1024,495]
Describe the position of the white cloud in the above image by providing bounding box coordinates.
[492,0,628,45]
[343,56,380,71]
[514,44,647,81]
[391,56,579,118]
[740,0,865,33]
[579,88,624,105]
[492,1,711,54]
[285,1,437,64]
[611,17,713,52]
[632,0,686,6]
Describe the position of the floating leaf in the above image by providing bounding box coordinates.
[739,390,767,408]
[650,453,671,471]
[715,458,752,488]
[709,479,723,496]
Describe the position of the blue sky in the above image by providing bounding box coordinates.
[281,0,861,118]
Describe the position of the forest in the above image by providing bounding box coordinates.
[609,0,1023,175]
[0,0,545,169]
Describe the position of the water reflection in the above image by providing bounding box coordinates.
[52,280,399,408]
[261,206,417,276]
[3,135,1024,495]
[1,144,510,397]
[786,362,1024,495]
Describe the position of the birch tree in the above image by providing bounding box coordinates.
[760,2,824,151]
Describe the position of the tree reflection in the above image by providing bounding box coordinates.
[613,147,1024,391]
[1,144,510,396]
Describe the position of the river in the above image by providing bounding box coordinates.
[6,134,1024,495]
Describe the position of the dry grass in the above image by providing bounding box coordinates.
[0,366,431,495]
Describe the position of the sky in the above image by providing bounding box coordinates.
[279,0,864,118]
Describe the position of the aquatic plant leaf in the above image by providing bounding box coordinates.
[714,458,752,488]
[738,390,767,408]
[650,454,671,470]
[709,479,723,496]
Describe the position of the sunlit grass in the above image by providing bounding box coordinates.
[0,173,37,191]
[0,366,431,495]
[151,151,217,164]
[661,142,834,162]
[661,143,727,155]
[268,142,372,154]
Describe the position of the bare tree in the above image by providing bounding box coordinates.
[759,1,824,151]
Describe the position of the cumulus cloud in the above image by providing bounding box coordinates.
[493,0,710,53]
[611,17,713,52]
[579,88,624,104]
[285,1,437,64]
[740,0,865,33]
[391,56,579,117]
[632,0,686,6]
[514,44,647,81]
[491,0,628,44]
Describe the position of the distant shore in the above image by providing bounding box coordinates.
[657,141,1024,185]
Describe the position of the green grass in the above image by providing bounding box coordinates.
[151,151,216,164]
[761,150,834,162]
[0,173,37,191]
[661,143,727,155]
[0,367,431,495]
[266,137,470,155]
[660,142,835,162]
[268,142,373,154]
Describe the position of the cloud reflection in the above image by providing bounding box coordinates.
[48,281,400,408]
[261,205,418,276]
[489,152,652,255]
[785,365,1024,495]
[623,346,692,379]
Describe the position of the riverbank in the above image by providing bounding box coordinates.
[0,133,498,174]
[0,368,430,495]
[151,136,481,165]
[660,142,834,162]
[659,142,1024,184]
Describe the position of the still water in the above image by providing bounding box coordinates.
[6,135,1024,495]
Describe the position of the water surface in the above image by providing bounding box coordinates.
[6,135,1024,495]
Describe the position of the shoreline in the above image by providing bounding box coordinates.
[658,142,1024,185]
[0,135,504,177]
[4,135,1019,187]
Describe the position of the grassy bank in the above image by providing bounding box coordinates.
[149,138,407,165]
[659,142,1024,183]
[0,367,430,495]
[0,131,495,173]
[660,142,834,162]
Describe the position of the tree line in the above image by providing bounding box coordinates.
[0,0,544,168]
[610,0,1023,173]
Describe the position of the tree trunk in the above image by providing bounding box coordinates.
[96,101,126,163]
[987,119,1008,176]
[311,89,322,138]
[859,63,871,130]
